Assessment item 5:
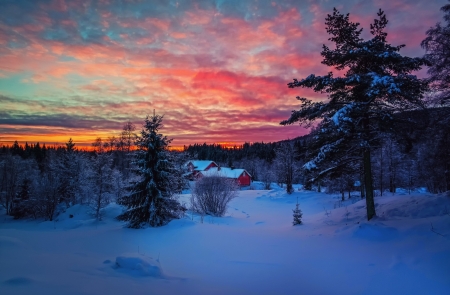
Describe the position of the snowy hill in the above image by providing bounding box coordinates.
[1,186,450,295]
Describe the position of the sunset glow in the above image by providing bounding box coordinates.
[0,0,446,149]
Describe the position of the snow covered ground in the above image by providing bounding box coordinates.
[1,184,450,295]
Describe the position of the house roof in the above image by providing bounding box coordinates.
[199,167,251,179]
[186,160,217,171]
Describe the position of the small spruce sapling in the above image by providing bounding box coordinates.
[293,197,303,225]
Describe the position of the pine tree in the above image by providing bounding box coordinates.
[292,198,302,225]
[58,138,79,206]
[117,114,185,228]
[281,8,428,220]
[66,138,75,152]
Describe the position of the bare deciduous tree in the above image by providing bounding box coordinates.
[275,142,295,194]
[422,1,450,107]
[260,162,275,190]
[89,152,114,220]
[191,175,238,217]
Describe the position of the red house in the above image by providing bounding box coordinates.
[198,167,252,186]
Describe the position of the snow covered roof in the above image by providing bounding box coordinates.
[199,167,251,179]
[186,160,217,171]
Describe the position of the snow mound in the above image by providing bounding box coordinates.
[3,277,33,285]
[379,194,450,219]
[100,203,124,219]
[353,223,398,241]
[52,203,124,229]
[114,253,163,277]
[0,236,24,248]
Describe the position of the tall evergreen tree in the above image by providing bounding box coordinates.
[59,138,77,205]
[281,9,428,220]
[117,114,184,228]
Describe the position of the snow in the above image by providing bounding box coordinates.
[367,72,401,96]
[114,253,163,277]
[186,160,217,171]
[1,186,450,295]
[200,167,249,178]
[303,138,344,171]
[332,103,355,126]
[303,161,317,170]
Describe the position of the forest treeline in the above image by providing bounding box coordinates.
[1,105,447,222]
[0,126,189,221]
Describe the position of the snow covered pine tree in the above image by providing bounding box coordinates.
[292,198,303,226]
[281,9,428,220]
[117,114,185,228]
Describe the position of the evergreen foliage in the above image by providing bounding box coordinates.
[184,141,278,164]
[117,114,185,228]
[57,139,79,206]
[292,198,303,225]
[281,8,428,220]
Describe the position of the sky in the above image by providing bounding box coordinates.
[0,0,447,149]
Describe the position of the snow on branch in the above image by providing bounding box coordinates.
[367,72,401,96]
[331,103,355,127]
[303,138,344,171]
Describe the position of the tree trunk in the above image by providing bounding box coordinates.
[360,168,365,199]
[359,158,366,200]
[389,174,395,193]
[380,143,383,196]
[364,149,376,220]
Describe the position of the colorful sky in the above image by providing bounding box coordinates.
[0,0,447,149]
